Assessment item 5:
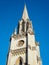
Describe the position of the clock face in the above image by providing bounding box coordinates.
[17,40,24,47]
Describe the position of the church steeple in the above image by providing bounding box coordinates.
[7,4,42,65]
[22,4,29,21]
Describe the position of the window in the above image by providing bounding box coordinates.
[17,40,24,47]
[15,57,23,65]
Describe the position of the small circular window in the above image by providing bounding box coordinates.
[17,40,24,47]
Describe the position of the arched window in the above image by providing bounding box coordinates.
[19,57,23,65]
[17,40,24,47]
[15,57,23,65]
[22,21,25,32]
[26,22,29,31]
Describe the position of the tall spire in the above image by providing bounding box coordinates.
[22,4,29,21]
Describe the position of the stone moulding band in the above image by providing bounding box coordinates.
[10,47,26,56]
[10,46,36,56]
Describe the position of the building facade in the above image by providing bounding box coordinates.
[6,5,42,65]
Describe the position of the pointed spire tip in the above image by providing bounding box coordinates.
[22,4,29,21]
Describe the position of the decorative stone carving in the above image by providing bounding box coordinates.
[32,47,36,50]
[12,34,17,39]
[35,41,40,46]
[37,56,41,62]
[10,47,26,56]
[28,45,36,50]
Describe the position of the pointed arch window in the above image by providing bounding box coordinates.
[22,20,25,32]
[19,57,23,65]
[26,22,29,31]
[15,57,23,65]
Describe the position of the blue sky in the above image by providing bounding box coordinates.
[0,0,49,65]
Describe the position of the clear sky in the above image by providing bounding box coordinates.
[0,0,49,65]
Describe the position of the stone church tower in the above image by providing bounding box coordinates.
[6,4,42,65]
